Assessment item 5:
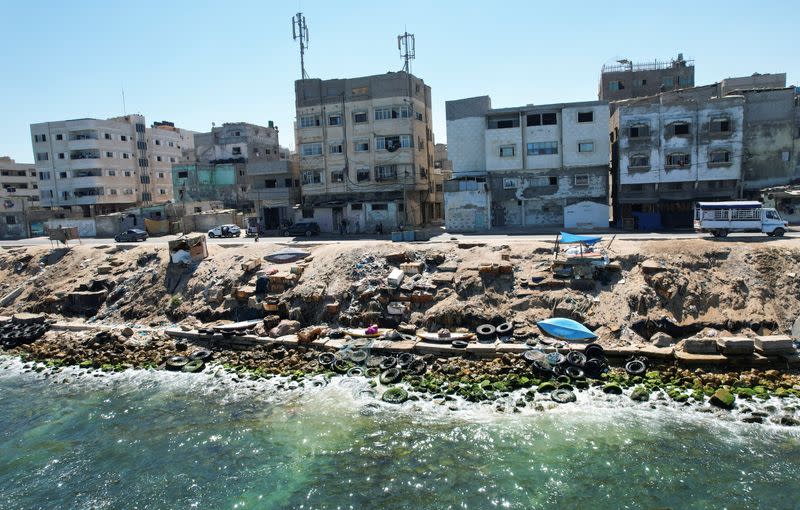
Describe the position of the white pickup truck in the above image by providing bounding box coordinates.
[694,201,789,238]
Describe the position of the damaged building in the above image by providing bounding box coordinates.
[444,95,610,231]
[294,71,438,233]
[611,89,745,229]
[599,54,695,102]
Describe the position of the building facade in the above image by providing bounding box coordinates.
[294,71,435,233]
[0,157,38,205]
[600,54,695,102]
[30,115,192,215]
[610,93,745,229]
[146,121,194,202]
[445,95,610,231]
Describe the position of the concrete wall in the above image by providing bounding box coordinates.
[740,89,796,190]
[562,104,610,168]
[444,185,489,232]
[45,218,96,237]
[564,200,609,229]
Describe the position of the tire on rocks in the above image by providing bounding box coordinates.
[379,368,403,385]
[348,349,368,363]
[318,352,336,367]
[566,350,586,367]
[347,367,365,377]
[166,356,190,371]
[496,322,514,335]
[551,388,577,403]
[565,366,585,380]
[382,387,409,404]
[451,340,468,349]
[333,358,350,374]
[584,343,605,360]
[181,360,205,373]
[397,353,415,368]
[189,349,213,362]
[380,357,398,370]
[409,359,427,376]
[476,324,496,339]
[625,359,647,376]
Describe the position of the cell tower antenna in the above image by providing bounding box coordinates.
[291,12,310,80]
[397,31,415,73]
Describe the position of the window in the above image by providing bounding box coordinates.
[138,158,148,167]
[527,141,558,155]
[577,111,594,123]
[375,135,411,151]
[609,80,624,91]
[135,123,145,133]
[374,107,392,121]
[578,141,594,153]
[679,76,693,87]
[375,105,411,121]
[526,113,557,126]
[264,179,277,188]
[177,171,188,179]
[301,170,322,185]
[104,133,111,140]
[156,156,163,162]
[142,192,152,201]
[710,118,731,134]
[300,115,320,128]
[110,189,117,195]
[549,176,558,186]
[137,141,147,150]
[351,203,363,211]
[58,153,65,159]
[375,164,398,181]
[574,174,589,186]
[124,171,132,177]
[666,153,690,167]
[503,178,517,189]
[140,175,150,184]
[59,172,67,179]
[633,79,647,87]
[168,141,174,147]
[38,172,51,180]
[353,111,368,123]
[357,168,370,182]
[6,216,16,225]
[108,170,116,176]
[709,149,732,165]
[300,143,323,157]
[329,143,343,154]
[629,124,649,138]
[371,203,388,211]
[56,134,63,141]
[662,76,674,87]
[122,153,129,159]
[416,112,423,121]
[155,139,161,146]
[36,152,49,161]
[499,145,515,157]
[284,178,292,187]
[157,172,165,178]
[488,115,519,129]
[331,171,344,183]
[234,131,241,137]
[302,209,314,219]
[352,86,369,95]
[105,151,112,158]
[121,135,127,141]
[354,139,369,152]
[420,167,428,178]
[672,122,690,136]
[170,157,176,163]
[232,147,242,156]
[630,154,650,168]
[329,114,342,126]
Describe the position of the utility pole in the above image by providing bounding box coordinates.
[398,31,415,227]
[292,13,310,80]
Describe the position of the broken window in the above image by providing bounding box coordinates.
[352,111,368,123]
[284,178,292,187]
[328,114,342,126]
[609,80,624,91]
[300,143,323,157]
[671,122,690,136]
[354,139,370,152]
[232,147,242,155]
[709,149,731,165]
[666,153,690,167]
[331,171,344,183]
[329,143,343,154]
[357,168,370,182]
[375,165,398,181]
[499,145,515,157]
[709,118,731,134]
[527,141,558,155]
[574,175,589,186]
[264,179,276,188]
[371,203,388,211]
[488,115,519,129]
[58,153,65,159]
[578,111,594,123]
[299,115,320,128]
[633,79,647,87]
[629,124,649,138]
[548,176,558,186]
[375,106,411,121]
[301,170,322,185]
[526,113,557,126]
[630,154,650,168]
[56,134,63,140]
[578,141,594,153]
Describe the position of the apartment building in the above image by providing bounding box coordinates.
[610,91,745,229]
[30,115,192,215]
[0,156,38,204]
[600,54,695,102]
[445,95,610,232]
[294,71,435,233]
[147,121,194,202]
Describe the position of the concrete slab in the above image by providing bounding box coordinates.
[310,337,329,349]
[716,337,755,355]
[754,335,795,354]
[723,353,771,367]
[613,345,675,359]
[675,350,728,365]
[466,341,498,358]
[495,343,528,354]
[780,353,800,367]
[383,340,417,353]
[415,341,462,356]
[683,337,719,354]
[324,338,347,350]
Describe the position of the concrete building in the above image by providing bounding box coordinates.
[600,54,694,102]
[30,115,192,215]
[294,71,436,233]
[146,121,194,202]
[610,91,745,229]
[0,194,28,240]
[0,157,38,205]
[445,95,610,231]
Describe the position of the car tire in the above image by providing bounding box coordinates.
[773,228,785,237]
[283,230,290,236]
[305,230,312,237]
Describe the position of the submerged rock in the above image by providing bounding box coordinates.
[630,385,651,401]
[710,388,736,409]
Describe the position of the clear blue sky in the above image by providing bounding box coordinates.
[1,0,797,163]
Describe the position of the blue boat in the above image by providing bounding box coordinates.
[536,318,597,341]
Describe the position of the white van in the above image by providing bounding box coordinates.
[694,201,788,238]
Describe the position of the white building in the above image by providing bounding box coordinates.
[445,96,610,231]
[294,71,437,233]
[611,92,745,229]
[0,156,38,205]
[30,115,193,215]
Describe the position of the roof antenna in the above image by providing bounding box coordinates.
[121,86,127,115]
[398,30,415,73]
[292,12,310,80]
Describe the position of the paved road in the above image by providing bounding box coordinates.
[1,230,798,248]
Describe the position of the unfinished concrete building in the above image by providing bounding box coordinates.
[445,95,610,231]
[600,54,695,102]
[0,157,38,205]
[294,71,436,233]
[610,90,745,229]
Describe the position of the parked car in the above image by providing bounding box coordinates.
[114,228,148,242]
[207,224,241,238]
[283,221,320,237]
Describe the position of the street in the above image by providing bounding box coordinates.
[1,229,798,248]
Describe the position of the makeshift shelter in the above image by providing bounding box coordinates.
[168,235,208,264]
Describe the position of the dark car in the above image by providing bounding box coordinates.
[282,221,320,237]
[114,228,148,242]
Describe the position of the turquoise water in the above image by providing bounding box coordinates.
[1,359,799,510]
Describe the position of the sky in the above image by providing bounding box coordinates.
[1,0,797,163]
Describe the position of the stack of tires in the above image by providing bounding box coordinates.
[0,316,50,349]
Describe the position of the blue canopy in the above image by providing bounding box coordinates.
[559,232,602,245]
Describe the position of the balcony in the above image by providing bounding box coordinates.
[70,150,100,160]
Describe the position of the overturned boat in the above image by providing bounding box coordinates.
[536,317,597,341]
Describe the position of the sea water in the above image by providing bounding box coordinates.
[1,358,799,510]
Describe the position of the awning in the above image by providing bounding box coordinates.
[695,201,761,210]
[559,232,602,245]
